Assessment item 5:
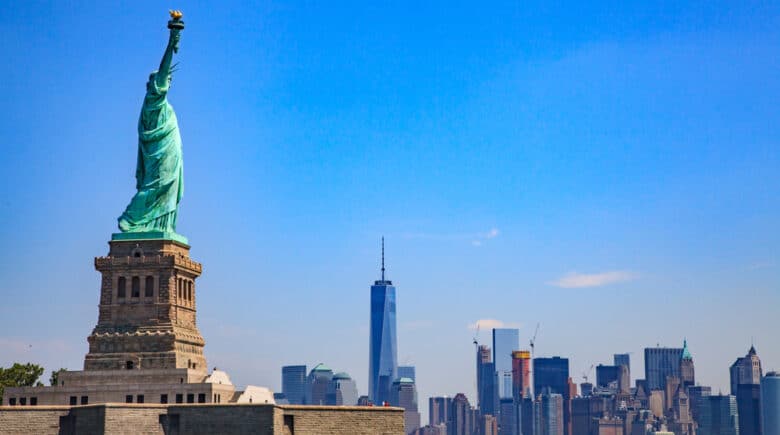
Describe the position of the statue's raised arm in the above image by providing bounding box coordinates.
[155,10,184,89]
[117,11,186,236]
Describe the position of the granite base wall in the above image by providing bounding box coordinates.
[0,403,404,435]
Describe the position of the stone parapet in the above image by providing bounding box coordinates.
[0,403,405,435]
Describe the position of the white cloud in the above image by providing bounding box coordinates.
[485,228,499,239]
[468,319,523,331]
[403,228,500,247]
[549,270,638,288]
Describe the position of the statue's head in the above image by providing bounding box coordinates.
[146,70,171,92]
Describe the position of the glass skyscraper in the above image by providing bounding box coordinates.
[369,238,398,405]
[492,328,519,398]
[281,365,307,405]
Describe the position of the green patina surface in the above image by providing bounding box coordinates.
[111,231,189,245]
[117,15,186,236]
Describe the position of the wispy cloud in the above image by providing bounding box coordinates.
[401,228,500,247]
[746,260,775,271]
[468,318,523,331]
[549,270,638,288]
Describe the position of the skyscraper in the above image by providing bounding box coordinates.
[325,372,359,406]
[614,354,630,390]
[306,363,334,405]
[762,372,780,435]
[480,361,498,417]
[399,366,416,382]
[499,397,517,435]
[450,393,475,435]
[429,396,452,427]
[679,340,695,388]
[369,238,398,405]
[493,329,520,399]
[391,377,420,434]
[644,347,683,391]
[687,385,711,423]
[595,365,620,389]
[736,383,761,435]
[696,395,739,435]
[282,365,307,405]
[534,357,570,435]
[730,345,763,395]
[512,350,531,400]
[535,389,564,435]
[478,345,492,404]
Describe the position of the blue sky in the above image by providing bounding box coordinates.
[1,1,779,417]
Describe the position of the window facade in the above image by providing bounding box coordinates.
[80,396,88,405]
[161,394,168,404]
[118,277,126,298]
[131,276,140,297]
[145,276,154,297]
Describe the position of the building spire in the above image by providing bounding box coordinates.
[381,236,385,281]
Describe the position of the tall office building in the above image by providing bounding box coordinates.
[391,377,420,434]
[736,383,761,435]
[535,389,564,435]
[687,385,711,423]
[520,396,534,435]
[696,395,739,435]
[480,361,498,417]
[498,397,517,435]
[369,238,398,405]
[595,365,620,389]
[325,372,358,406]
[399,366,416,382]
[730,345,763,395]
[512,351,531,400]
[282,365,307,405]
[762,372,780,435]
[614,354,630,389]
[534,357,571,435]
[305,363,334,405]
[450,393,474,435]
[429,396,452,426]
[679,340,695,388]
[644,346,683,391]
[493,329,520,399]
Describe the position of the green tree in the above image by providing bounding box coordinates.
[0,363,44,401]
[50,368,67,386]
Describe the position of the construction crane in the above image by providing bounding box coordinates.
[529,323,540,357]
[582,364,594,383]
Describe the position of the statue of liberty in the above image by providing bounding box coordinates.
[118,11,186,236]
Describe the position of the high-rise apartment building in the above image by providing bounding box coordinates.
[762,372,780,435]
[535,389,564,435]
[429,396,452,427]
[325,372,359,406]
[305,363,334,405]
[512,351,531,400]
[730,345,763,395]
[282,365,307,405]
[644,347,683,391]
[478,345,492,409]
[391,377,420,434]
[493,329,520,399]
[369,238,398,405]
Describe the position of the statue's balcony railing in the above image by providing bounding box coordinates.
[95,255,202,273]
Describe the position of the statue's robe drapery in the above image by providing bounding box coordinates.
[118,76,183,233]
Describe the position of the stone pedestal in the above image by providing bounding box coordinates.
[84,237,206,373]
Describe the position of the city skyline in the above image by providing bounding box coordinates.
[1,0,779,423]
